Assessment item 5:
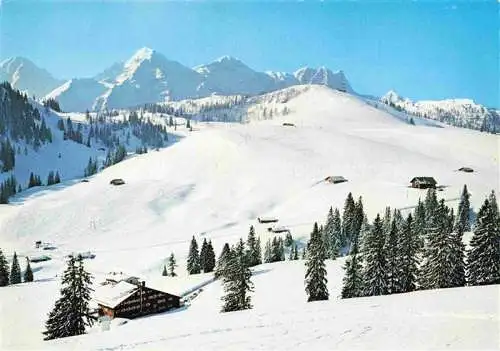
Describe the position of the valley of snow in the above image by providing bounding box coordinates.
[0,85,498,349]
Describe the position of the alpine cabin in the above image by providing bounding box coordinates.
[94,280,180,319]
[410,177,437,189]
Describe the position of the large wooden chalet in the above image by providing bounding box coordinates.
[410,177,437,189]
[94,280,180,319]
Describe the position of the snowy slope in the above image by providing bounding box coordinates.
[45,78,109,112]
[0,85,497,267]
[0,57,63,98]
[381,90,500,132]
[1,260,498,350]
[0,85,498,349]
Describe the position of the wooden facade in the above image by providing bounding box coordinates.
[98,285,180,319]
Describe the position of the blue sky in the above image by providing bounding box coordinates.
[0,1,498,106]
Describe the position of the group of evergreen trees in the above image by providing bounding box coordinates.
[0,82,52,149]
[339,186,499,299]
[46,171,61,186]
[43,255,94,340]
[83,157,98,177]
[0,139,15,172]
[0,175,17,204]
[43,98,61,113]
[0,249,34,286]
[186,236,216,274]
[28,172,43,188]
[58,117,84,145]
[104,145,127,168]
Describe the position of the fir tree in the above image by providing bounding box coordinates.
[204,241,216,273]
[413,199,426,251]
[10,252,21,284]
[168,253,177,277]
[424,188,439,235]
[284,232,294,247]
[200,238,209,272]
[215,243,231,279]
[255,237,262,265]
[0,249,9,286]
[398,214,419,293]
[305,223,329,302]
[292,244,299,260]
[455,185,471,233]
[466,194,500,286]
[341,236,364,298]
[246,226,261,267]
[331,208,342,258]
[342,192,356,249]
[162,264,168,276]
[323,206,335,256]
[362,214,387,296]
[419,200,456,289]
[187,236,201,274]
[263,239,272,263]
[353,196,365,242]
[43,255,94,340]
[448,207,466,288]
[384,219,400,294]
[221,238,254,312]
[24,258,34,282]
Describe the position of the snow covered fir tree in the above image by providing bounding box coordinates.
[43,255,94,340]
[220,239,254,313]
[466,192,500,286]
[187,236,201,275]
[304,222,329,302]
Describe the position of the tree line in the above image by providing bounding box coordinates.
[0,250,34,286]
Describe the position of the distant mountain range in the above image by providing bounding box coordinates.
[381,90,500,133]
[0,48,351,112]
[1,48,497,134]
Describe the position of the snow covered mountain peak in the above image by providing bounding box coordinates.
[382,90,404,104]
[116,47,159,85]
[0,56,63,97]
[41,48,353,111]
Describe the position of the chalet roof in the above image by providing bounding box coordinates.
[93,281,138,308]
[410,177,437,184]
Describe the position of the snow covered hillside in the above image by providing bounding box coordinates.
[381,90,500,133]
[0,82,176,200]
[0,85,498,349]
[1,260,498,350]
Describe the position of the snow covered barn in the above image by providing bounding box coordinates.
[410,177,437,189]
[94,281,180,319]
